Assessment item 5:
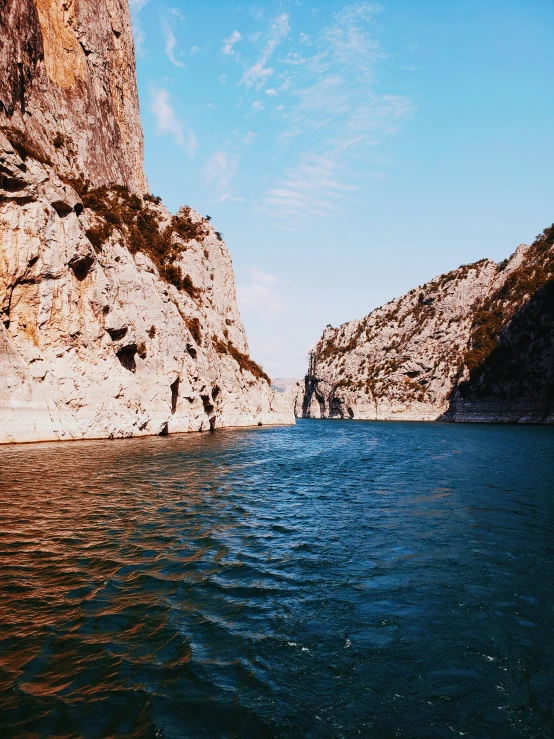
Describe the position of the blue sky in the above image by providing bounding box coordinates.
[130,0,554,378]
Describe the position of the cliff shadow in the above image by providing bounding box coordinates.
[441,277,554,422]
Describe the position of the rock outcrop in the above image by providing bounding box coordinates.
[272,378,304,418]
[0,0,293,444]
[303,229,554,423]
[0,0,147,193]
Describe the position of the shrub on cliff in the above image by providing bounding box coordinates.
[76,184,208,297]
[212,336,270,384]
[185,317,202,344]
[463,224,554,377]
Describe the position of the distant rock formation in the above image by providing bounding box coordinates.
[0,0,293,443]
[272,378,304,418]
[303,229,554,423]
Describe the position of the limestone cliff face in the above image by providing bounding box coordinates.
[303,230,554,424]
[0,0,293,443]
[272,378,304,418]
[445,230,554,422]
[0,0,147,193]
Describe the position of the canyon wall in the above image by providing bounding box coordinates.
[0,0,147,193]
[272,378,304,418]
[0,0,293,444]
[303,230,554,424]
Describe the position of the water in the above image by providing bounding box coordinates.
[0,420,553,738]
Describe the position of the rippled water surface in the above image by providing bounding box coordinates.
[0,420,553,738]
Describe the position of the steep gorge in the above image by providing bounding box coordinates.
[302,228,554,424]
[0,0,292,443]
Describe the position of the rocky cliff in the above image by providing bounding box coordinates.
[303,228,554,423]
[1,0,146,193]
[272,378,304,417]
[0,0,293,443]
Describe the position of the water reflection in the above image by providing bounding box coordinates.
[0,421,553,737]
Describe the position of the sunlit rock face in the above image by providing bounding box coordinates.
[0,0,147,194]
[0,0,293,443]
[303,234,554,424]
[272,378,304,418]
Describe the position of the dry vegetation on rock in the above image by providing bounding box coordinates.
[303,238,554,423]
[66,181,207,295]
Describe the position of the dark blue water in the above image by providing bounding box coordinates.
[0,420,553,738]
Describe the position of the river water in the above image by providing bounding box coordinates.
[0,419,553,738]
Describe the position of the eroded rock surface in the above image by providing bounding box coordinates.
[272,378,304,418]
[0,0,293,443]
[0,0,147,193]
[303,232,554,424]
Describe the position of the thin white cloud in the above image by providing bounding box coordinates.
[218,193,246,203]
[238,283,285,315]
[346,94,413,135]
[150,87,198,156]
[169,6,184,20]
[129,0,149,57]
[249,6,265,21]
[202,151,240,202]
[237,268,285,316]
[222,30,242,56]
[243,131,257,144]
[252,101,264,111]
[277,4,386,139]
[260,152,357,228]
[241,13,290,88]
[187,131,199,157]
[250,267,278,285]
[133,24,146,57]
[129,0,148,11]
[295,74,351,117]
[253,2,412,229]
[321,2,381,75]
[163,21,185,68]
